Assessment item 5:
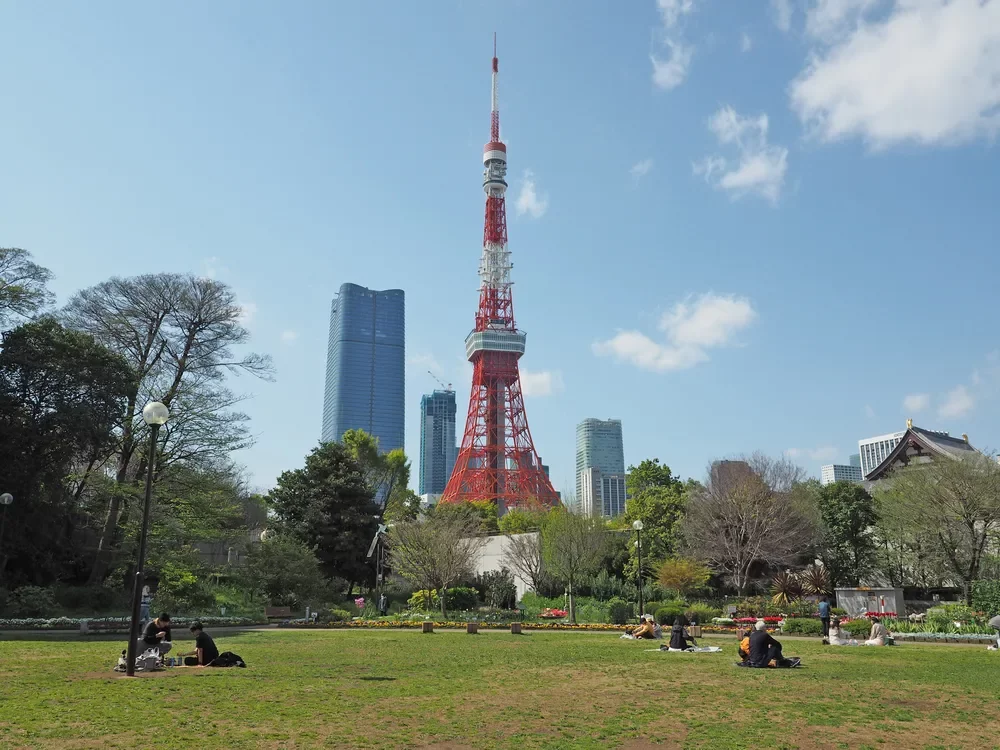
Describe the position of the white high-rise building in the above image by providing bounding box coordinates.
[579,467,627,518]
[575,419,625,500]
[820,464,864,485]
[858,431,906,478]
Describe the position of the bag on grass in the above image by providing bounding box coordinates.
[212,651,246,668]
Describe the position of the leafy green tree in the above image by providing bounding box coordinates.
[268,441,379,589]
[818,481,878,586]
[431,499,499,534]
[341,429,413,516]
[238,535,329,608]
[620,460,687,581]
[542,511,608,623]
[498,505,549,534]
[0,319,133,585]
[656,558,711,597]
[0,247,53,326]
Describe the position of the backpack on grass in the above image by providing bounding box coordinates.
[211,651,246,668]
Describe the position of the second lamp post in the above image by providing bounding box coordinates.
[632,519,644,618]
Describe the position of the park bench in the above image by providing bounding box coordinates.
[265,606,292,621]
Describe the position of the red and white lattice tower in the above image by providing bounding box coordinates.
[440,37,560,514]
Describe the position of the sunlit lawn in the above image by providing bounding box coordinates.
[1,629,997,749]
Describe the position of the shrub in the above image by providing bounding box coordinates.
[971,580,1000,616]
[477,569,516,610]
[327,609,352,622]
[782,617,823,635]
[9,586,57,617]
[444,587,479,611]
[927,603,982,629]
[684,603,721,624]
[575,602,610,624]
[842,619,872,637]
[831,606,847,616]
[654,600,687,626]
[407,590,439,611]
[53,585,125,615]
[590,570,627,602]
[607,597,633,625]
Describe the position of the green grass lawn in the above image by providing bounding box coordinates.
[1,630,997,749]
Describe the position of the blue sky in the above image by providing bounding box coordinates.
[3,0,999,493]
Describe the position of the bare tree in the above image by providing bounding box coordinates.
[680,454,818,595]
[62,273,274,582]
[502,531,546,593]
[542,511,608,623]
[389,514,484,618]
[875,453,1000,603]
[0,247,54,326]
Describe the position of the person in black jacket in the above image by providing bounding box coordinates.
[181,622,220,667]
[669,616,697,651]
[747,620,784,667]
[140,613,172,656]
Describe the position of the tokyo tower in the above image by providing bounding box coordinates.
[440,37,561,514]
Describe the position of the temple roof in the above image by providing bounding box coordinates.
[865,423,978,482]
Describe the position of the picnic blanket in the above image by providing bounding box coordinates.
[646,646,722,653]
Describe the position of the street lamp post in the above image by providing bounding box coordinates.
[632,520,644,618]
[0,493,13,581]
[125,402,170,677]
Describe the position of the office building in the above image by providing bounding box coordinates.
[575,418,625,500]
[419,390,457,495]
[321,283,405,453]
[579,468,628,518]
[858,431,906,478]
[848,454,861,468]
[820,464,864,485]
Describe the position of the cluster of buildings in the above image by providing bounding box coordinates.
[821,421,977,486]
[318,281,630,516]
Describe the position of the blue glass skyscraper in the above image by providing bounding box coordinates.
[419,390,457,495]
[321,283,405,454]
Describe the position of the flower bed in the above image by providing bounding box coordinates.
[0,615,266,631]
[281,620,631,632]
[538,608,568,619]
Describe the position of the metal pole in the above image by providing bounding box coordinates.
[0,504,8,581]
[126,424,160,677]
[636,527,644,617]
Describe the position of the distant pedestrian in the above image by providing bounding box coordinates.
[140,585,152,624]
[988,614,1000,651]
[818,596,831,638]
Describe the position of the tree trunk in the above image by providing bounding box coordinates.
[440,588,447,620]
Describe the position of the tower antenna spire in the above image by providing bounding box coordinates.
[440,41,560,514]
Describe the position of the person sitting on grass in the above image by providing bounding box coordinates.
[748,620,786,667]
[668,615,698,651]
[738,628,751,662]
[865,617,889,646]
[631,615,657,639]
[179,622,219,667]
[827,617,855,646]
[141,613,172,657]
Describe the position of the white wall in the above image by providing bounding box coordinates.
[474,533,538,601]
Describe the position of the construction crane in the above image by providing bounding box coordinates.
[428,370,453,392]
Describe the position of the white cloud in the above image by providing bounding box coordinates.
[650,0,698,90]
[903,392,930,413]
[864,404,876,418]
[741,32,753,52]
[786,445,839,462]
[790,0,1000,148]
[657,0,696,28]
[520,370,564,397]
[407,353,443,375]
[805,0,879,39]
[630,159,654,179]
[939,385,974,418]
[237,302,257,326]
[280,330,298,344]
[772,0,794,31]
[593,293,757,372]
[515,171,548,219]
[651,43,694,90]
[694,106,789,203]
